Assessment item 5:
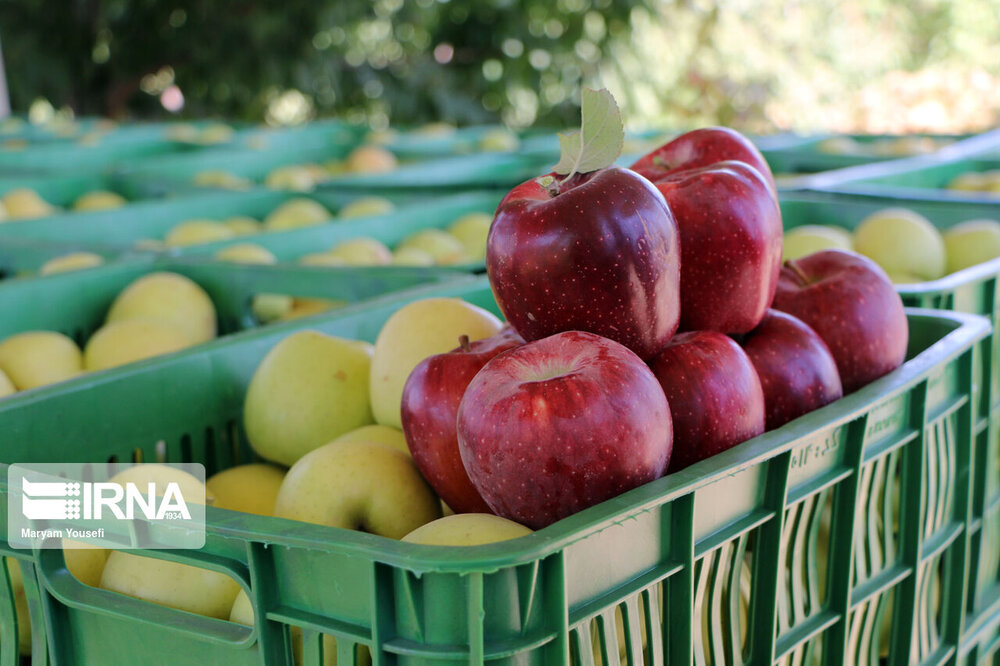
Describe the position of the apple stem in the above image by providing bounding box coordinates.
[784,260,811,286]
[459,335,471,352]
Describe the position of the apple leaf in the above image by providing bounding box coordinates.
[552,88,624,180]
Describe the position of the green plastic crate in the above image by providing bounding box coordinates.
[171,190,502,271]
[761,134,971,176]
[0,259,469,347]
[0,188,456,250]
[0,237,136,281]
[0,137,198,176]
[0,172,162,214]
[0,275,989,665]
[781,191,1000,632]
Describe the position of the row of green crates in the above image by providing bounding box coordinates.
[0,270,994,665]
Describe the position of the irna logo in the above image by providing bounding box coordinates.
[20,477,191,521]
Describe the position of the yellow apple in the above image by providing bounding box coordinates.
[391,247,435,266]
[334,424,409,455]
[370,298,502,428]
[326,238,393,266]
[276,298,345,321]
[782,225,853,262]
[447,212,493,261]
[245,331,375,466]
[274,440,441,538]
[817,136,863,155]
[63,541,110,587]
[943,219,1000,274]
[0,331,83,390]
[337,196,395,220]
[197,123,234,145]
[3,558,32,655]
[100,551,241,619]
[222,216,262,236]
[478,128,519,152]
[106,272,217,344]
[192,170,252,190]
[206,464,286,516]
[413,122,455,136]
[397,230,466,265]
[345,145,397,173]
[263,198,333,231]
[108,464,210,503]
[164,220,237,247]
[265,165,318,192]
[0,367,15,397]
[402,514,531,546]
[213,243,277,265]
[2,188,56,219]
[73,190,127,212]
[947,172,987,192]
[39,251,105,275]
[853,208,946,281]
[84,319,193,371]
[252,294,296,323]
[166,123,199,142]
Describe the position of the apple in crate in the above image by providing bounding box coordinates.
[487,89,680,360]
[738,309,843,431]
[649,331,765,472]
[401,326,524,514]
[772,250,908,394]
[631,132,783,334]
[457,330,672,529]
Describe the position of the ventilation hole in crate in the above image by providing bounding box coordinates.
[780,488,831,638]
[604,594,651,666]
[923,417,955,540]
[295,629,369,666]
[226,419,243,465]
[694,534,750,666]
[979,510,1000,598]
[915,557,943,662]
[155,440,167,463]
[106,454,119,465]
[180,434,193,463]
[131,448,144,464]
[846,592,889,665]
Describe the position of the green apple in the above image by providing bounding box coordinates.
[370,297,502,428]
[207,464,286,516]
[106,272,217,344]
[263,198,333,231]
[222,216,262,236]
[84,319,193,371]
[334,424,409,455]
[3,558,31,655]
[0,367,15,397]
[326,238,393,266]
[274,440,441,538]
[164,220,237,247]
[478,128,519,152]
[447,212,493,261]
[338,196,395,219]
[39,251,105,275]
[100,551,241,619]
[213,243,277,265]
[245,331,375,466]
[229,590,365,666]
[73,190,127,212]
[397,229,466,265]
[192,170,252,190]
[0,331,83,390]
[391,247,435,266]
[853,208,946,281]
[265,165,318,192]
[344,145,398,173]
[2,188,56,219]
[782,225,853,261]
[402,514,532,545]
[943,219,1000,273]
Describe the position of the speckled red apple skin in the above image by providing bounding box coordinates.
[457,330,673,529]
[401,327,524,514]
[486,166,680,361]
[650,161,783,334]
[649,330,765,472]
[771,250,908,394]
[739,309,844,431]
[630,126,777,197]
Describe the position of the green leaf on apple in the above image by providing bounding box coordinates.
[551,87,624,181]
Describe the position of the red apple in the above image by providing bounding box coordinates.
[738,309,844,431]
[771,249,908,394]
[457,330,672,529]
[630,126,777,197]
[642,160,783,334]
[401,326,524,514]
[649,331,765,472]
[487,166,680,360]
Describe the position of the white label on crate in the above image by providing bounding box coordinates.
[7,463,206,549]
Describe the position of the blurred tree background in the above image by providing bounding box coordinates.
[1,0,998,133]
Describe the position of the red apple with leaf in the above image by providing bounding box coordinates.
[737,309,843,431]
[631,132,783,335]
[401,326,524,514]
[649,330,765,472]
[486,88,681,360]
